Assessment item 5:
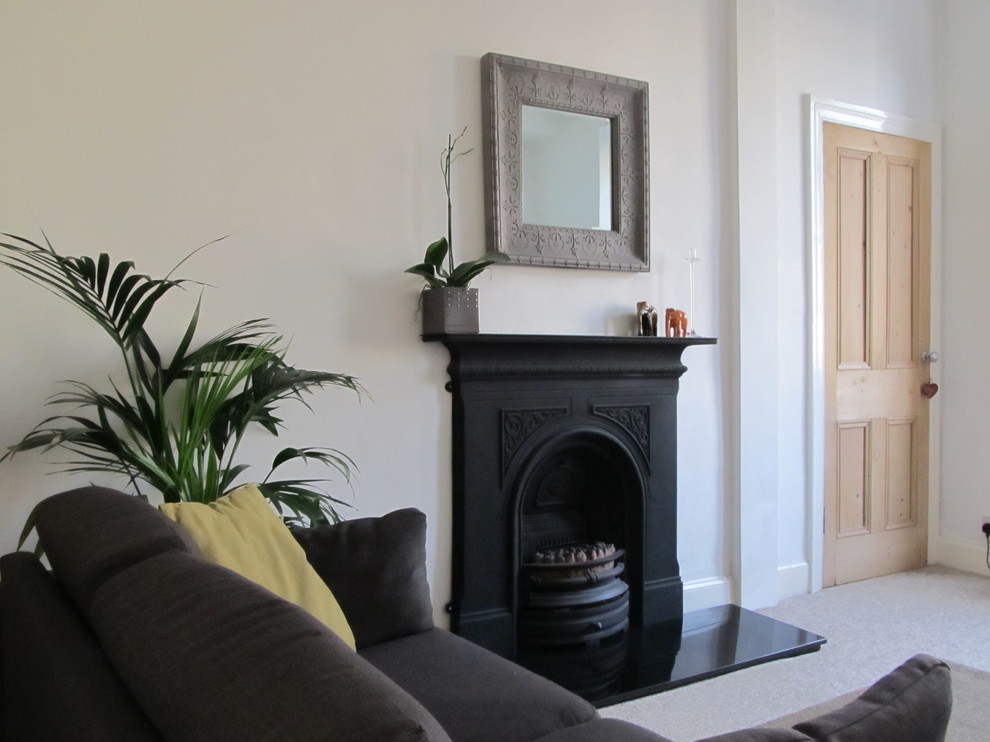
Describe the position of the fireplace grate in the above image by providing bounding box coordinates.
[519,545,630,648]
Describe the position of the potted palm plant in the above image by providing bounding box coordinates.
[0,232,363,543]
[405,127,506,334]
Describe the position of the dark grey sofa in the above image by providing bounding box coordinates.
[0,487,952,742]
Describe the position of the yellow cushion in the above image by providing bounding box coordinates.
[159,485,356,650]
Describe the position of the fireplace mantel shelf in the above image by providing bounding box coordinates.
[423,333,717,347]
[424,333,717,381]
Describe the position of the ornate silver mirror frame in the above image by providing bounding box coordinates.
[481,53,650,271]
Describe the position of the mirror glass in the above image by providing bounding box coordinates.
[521,105,612,231]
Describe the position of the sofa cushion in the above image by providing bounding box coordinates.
[34,487,197,616]
[293,508,434,648]
[360,627,599,742]
[697,729,814,742]
[89,549,451,742]
[531,718,675,742]
[0,551,164,742]
[160,484,355,648]
[791,654,951,742]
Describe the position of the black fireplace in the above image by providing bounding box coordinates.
[427,333,824,705]
[427,334,711,648]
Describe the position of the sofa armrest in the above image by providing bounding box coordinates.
[0,552,163,742]
[292,508,434,648]
[700,654,951,742]
[791,654,951,742]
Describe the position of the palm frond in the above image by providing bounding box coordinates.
[256,479,353,526]
[2,233,364,526]
[0,234,189,351]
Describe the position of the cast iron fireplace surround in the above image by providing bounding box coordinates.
[426,334,714,652]
[426,334,824,706]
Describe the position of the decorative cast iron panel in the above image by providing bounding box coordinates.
[591,404,650,464]
[502,407,569,477]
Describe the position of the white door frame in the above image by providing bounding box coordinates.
[807,97,943,592]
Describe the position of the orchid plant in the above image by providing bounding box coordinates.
[405,127,506,288]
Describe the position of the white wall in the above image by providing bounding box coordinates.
[771,0,942,596]
[1,1,978,622]
[769,0,990,585]
[936,0,990,572]
[0,1,728,623]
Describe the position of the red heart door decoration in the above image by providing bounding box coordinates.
[921,382,939,399]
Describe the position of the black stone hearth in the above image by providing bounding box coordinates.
[518,605,825,707]
[426,334,823,704]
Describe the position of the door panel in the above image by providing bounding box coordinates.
[837,150,870,368]
[824,122,931,587]
[837,421,869,536]
[887,159,917,368]
[885,418,915,528]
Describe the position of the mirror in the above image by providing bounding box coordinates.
[521,105,612,230]
[481,53,649,271]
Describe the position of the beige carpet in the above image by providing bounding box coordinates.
[603,566,990,741]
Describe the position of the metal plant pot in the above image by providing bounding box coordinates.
[422,287,479,335]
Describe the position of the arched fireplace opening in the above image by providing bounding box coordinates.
[512,429,646,649]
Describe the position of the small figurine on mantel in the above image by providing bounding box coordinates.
[665,308,688,337]
[636,301,658,336]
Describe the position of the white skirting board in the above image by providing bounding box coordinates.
[683,550,990,615]
[682,576,732,613]
[682,562,811,613]
[934,536,990,577]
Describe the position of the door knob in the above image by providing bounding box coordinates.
[921,351,939,363]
